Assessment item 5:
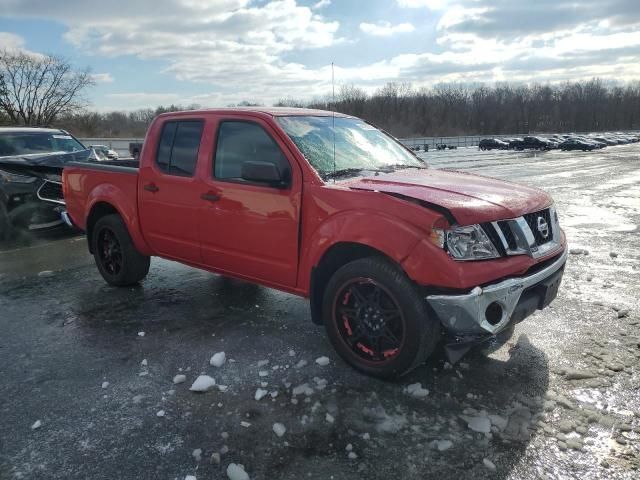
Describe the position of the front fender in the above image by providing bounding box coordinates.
[86,184,152,255]
[299,209,426,293]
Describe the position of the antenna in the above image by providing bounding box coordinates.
[332,62,336,183]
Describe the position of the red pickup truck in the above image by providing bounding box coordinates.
[62,107,567,378]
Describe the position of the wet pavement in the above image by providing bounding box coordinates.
[0,145,639,480]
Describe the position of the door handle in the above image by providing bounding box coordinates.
[201,192,220,202]
[144,183,159,193]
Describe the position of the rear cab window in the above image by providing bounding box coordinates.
[156,120,204,176]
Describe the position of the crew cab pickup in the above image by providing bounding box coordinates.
[63,107,567,378]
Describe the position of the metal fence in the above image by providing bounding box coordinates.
[82,130,640,157]
[79,137,144,157]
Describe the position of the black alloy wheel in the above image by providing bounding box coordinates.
[333,278,405,364]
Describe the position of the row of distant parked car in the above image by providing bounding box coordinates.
[479,133,640,152]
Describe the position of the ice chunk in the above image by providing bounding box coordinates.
[462,415,491,433]
[226,463,250,480]
[257,360,269,367]
[325,413,335,423]
[295,360,308,369]
[173,374,187,384]
[348,452,358,459]
[292,383,314,396]
[405,383,429,398]
[483,458,496,471]
[258,371,269,377]
[157,410,166,417]
[101,381,109,389]
[288,350,296,357]
[189,375,216,392]
[141,359,148,366]
[272,422,286,437]
[210,352,226,368]
[31,420,42,430]
[345,443,353,451]
[315,356,330,366]
[434,440,453,451]
[192,448,202,461]
[137,331,145,337]
[255,388,268,401]
[185,476,196,480]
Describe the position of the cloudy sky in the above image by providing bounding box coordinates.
[1,0,639,110]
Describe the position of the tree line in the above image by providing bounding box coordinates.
[44,80,640,139]
[2,50,640,138]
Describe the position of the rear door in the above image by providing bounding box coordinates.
[138,118,205,263]
[198,117,302,288]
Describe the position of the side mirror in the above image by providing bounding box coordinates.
[241,161,289,188]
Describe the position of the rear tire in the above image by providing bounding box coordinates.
[92,214,150,286]
[322,257,440,379]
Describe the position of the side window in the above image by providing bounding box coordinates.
[214,121,290,182]
[156,122,177,172]
[155,120,203,176]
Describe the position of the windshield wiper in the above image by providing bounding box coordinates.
[386,163,428,170]
[321,168,387,180]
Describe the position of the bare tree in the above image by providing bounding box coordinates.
[0,50,94,126]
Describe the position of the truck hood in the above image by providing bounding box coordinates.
[345,168,552,225]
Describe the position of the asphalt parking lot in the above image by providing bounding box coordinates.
[0,145,638,480]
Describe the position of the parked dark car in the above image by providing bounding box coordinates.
[0,127,94,239]
[478,138,509,150]
[559,139,596,151]
[516,136,552,150]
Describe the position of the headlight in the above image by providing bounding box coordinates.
[0,168,37,184]
[433,224,500,261]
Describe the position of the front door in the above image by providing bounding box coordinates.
[138,118,205,263]
[199,118,301,288]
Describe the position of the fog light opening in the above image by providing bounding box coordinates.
[485,302,503,325]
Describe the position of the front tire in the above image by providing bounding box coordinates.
[92,214,150,286]
[322,257,440,379]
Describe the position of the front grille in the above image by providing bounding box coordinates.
[497,221,517,250]
[481,223,506,256]
[523,209,553,245]
[37,180,64,204]
[484,206,559,259]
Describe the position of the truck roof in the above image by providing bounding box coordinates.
[156,106,353,119]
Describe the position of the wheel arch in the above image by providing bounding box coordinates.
[86,201,119,253]
[309,242,398,325]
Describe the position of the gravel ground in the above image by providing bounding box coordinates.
[0,144,638,480]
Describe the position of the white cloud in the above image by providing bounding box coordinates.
[0,31,25,50]
[1,0,640,107]
[91,72,114,83]
[312,0,331,9]
[396,0,448,9]
[360,21,415,37]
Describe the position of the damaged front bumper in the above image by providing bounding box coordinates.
[426,247,568,361]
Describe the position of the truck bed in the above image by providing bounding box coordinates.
[63,161,139,232]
